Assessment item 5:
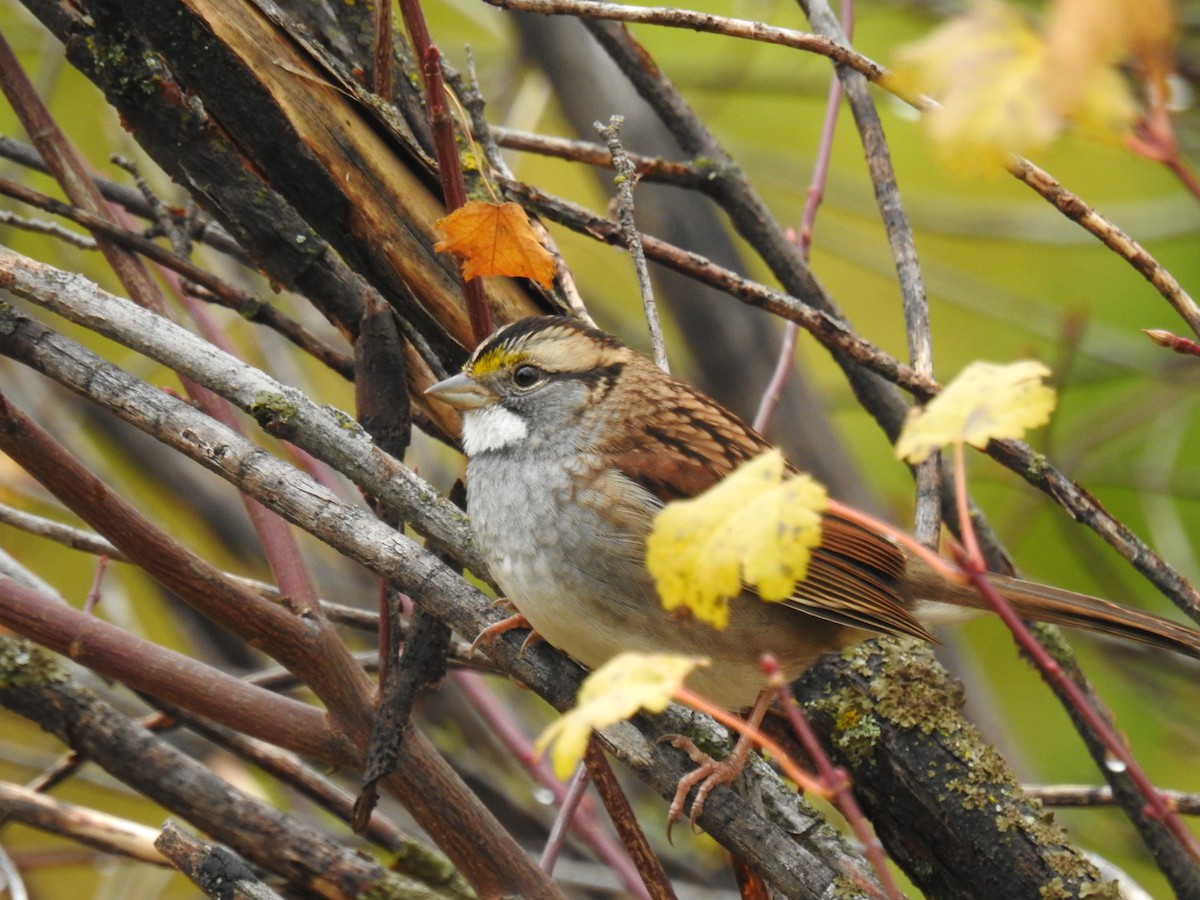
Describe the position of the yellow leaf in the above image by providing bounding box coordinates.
[1046,0,1174,111]
[434,200,556,288]
[1123,0,1176,100]
[1069,66,1138,142]
[535,653,706,779]
[891,1,1137,174]
[895,361,1056,464]
[891,2,1057,173]
[645,450,828,629]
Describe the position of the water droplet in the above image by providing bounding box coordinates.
[533,786,555,806]
[1104,754,1127,774]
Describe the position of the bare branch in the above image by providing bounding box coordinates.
[0,781,168,865]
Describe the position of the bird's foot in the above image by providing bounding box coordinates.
[664,733,754,831]
[662,687,774,834]
[470,606,543,657]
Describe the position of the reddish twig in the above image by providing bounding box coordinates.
[1145,328,1200,358]
[672,688,827,797]
[82,555,109,616]
[540,762,591,875]
[583,740,675,900]
[753,1,849,433]
[0,575,342,762]
[948,442,1200,866]
[761,655,902,900]
[372,0,395,100]
[1127,102,1200,204]
[396,0,492,343]
[453,671,648,895]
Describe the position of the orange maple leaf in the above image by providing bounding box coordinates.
[434,200,555,288]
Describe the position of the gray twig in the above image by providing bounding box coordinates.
[596,116,668,372]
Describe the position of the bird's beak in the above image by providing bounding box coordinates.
[425,371,493,410]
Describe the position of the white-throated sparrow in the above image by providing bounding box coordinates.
[427,316,1200,712]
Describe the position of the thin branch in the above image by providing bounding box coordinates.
[0,577,344,762]
[800,0,943,549]
[0,843,25,900]
[0,209,95,247]
[481,0,884,80]
[0,504,124,559]
[0,176,354,378]
[583,740,676,900]
[491,126,702,185]
[1145,328,1200,357]
[1006,156,1200,338]
[453,671,650,896]
[763,657,901,900]
[540,763,591,874]
[595,116,668,372]
[1028,784,1200,816]
[754,0,848,433]
[156,823,284,900]
[0,135,248,261]
[397,0,492,342]
[0,781,168,865]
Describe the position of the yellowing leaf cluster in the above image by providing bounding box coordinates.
[646,450,828,630]
[1047,0,1175,113]
[895,360,1056,463]
[535,653,706,779]
[891,0,1172,172]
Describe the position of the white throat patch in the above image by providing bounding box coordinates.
[462,404,529,455]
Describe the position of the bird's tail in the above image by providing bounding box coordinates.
[907,564,1200,660]
[991,575,1200,659]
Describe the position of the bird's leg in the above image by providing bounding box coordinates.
[666,687,774,826]
[470,600,544,657]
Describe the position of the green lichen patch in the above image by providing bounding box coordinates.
[0,639,69,688]
[249,391,299,425]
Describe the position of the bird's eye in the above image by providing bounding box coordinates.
[512,365,542,389]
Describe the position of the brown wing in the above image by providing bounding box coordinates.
[606,363,932,642]
[605,368,771,502]
[789,513,934,642]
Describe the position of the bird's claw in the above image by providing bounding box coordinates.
[661,735,747,837]
[469,608,543,658]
